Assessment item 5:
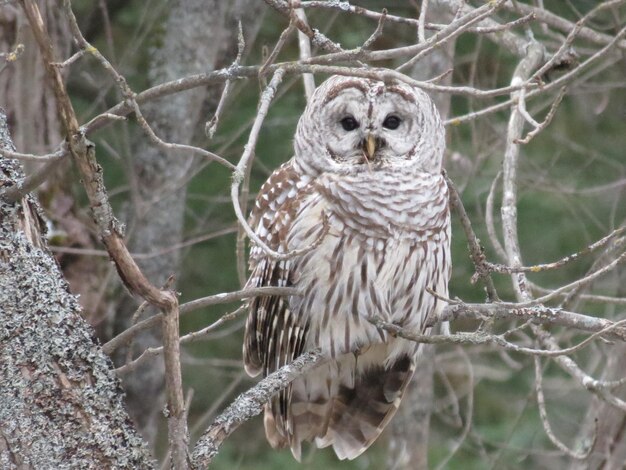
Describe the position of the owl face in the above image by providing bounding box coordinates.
[294,75,445,176]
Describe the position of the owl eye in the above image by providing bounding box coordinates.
[383,115,401,130]
[340,116,359,131]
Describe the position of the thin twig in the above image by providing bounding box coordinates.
[259,24,295,78]
[485,171,508,261]
[526,251,626,306]
[369,316,626,357]
[1,159,64,203]
[206,22,245,139]
[398,0,507,72]
[52,49,87,68]
[0,145,67,162]
[447,23,626,125]
[445,172,500,301]
[362,8,387,50]
[501,1,626,51]
[102,286,299,355]
[515,87,566,144]
[116,306,248,375]
[230,69,331,261]
[485,227,624,274]
[128,98,235,170]
[534,356,595,459]
[435,347,474,470]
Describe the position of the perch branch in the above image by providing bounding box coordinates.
[191,350,325,468]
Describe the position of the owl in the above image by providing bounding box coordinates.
[243,75,450,461]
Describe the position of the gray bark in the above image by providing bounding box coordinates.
[0,2,69,154]
[0,2,107,325]
[0,111,153,469]
[112,0,264,444]
[387,2,456,468]
[570,264,626,470]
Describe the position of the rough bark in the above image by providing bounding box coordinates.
[571,265,626,470]
[0,2,68,154]
[112,0,264,444]
[0,2,107,326]
[0,111,153,468]
[387,2,456,468]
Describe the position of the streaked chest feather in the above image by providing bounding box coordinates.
[285,171,451,358]
[317,170,449,240]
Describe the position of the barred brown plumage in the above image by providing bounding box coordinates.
[243,75,450,461]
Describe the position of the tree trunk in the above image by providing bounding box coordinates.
[0,2,110,327]
[0,111,153,468]
[570,263,626,470]
[111,0,264,444]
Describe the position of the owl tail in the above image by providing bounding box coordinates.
[263,344,416,461]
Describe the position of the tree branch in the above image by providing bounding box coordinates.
[190,350,325,468]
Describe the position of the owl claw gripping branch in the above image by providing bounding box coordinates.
[243,75,451,461]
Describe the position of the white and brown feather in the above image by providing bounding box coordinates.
[243,76,450,461]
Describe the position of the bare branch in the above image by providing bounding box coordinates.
[259,24,295,77]
[528,251,626,306]
[485,227,624,274]
[361,8,387,50]
[501,40,545,300]
[293,7,315,100]
[117,307,247,375]
[435,303,626,341]
[397,0,508,72]
[230,68,330,261]
[161,300,188,469]
[128,97,235,170]
[369,316,626,357]
[534,356,595,459]
[485,171,508,261]
[501,1,626,51]
[263,0,344,53]
[418,0,429,44]
[206,22,245,139]
[1,159,64,203]
[445,172,500,301]
[299,0,532,56]
[230,68,288,260]
[514,87,566,145]
[102,286,299,355]
[190,350,325,468]
[0,144,67,162]
[446,24,626,125]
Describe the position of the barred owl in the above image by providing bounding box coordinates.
[243,75,450,461]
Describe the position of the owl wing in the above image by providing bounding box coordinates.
[243,160,321,453]
[243,159,312,378]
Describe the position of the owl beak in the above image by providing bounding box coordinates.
[364,134,377,160]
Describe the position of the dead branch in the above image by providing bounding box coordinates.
[190,350,324,468]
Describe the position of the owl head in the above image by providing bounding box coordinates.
[294,75,445,176]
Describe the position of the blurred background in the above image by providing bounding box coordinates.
[1,0,625,468]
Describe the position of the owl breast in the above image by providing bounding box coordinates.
[318,169,449,240]
[286,169,450,361]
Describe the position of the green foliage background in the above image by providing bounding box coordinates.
[65,1,625,468]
